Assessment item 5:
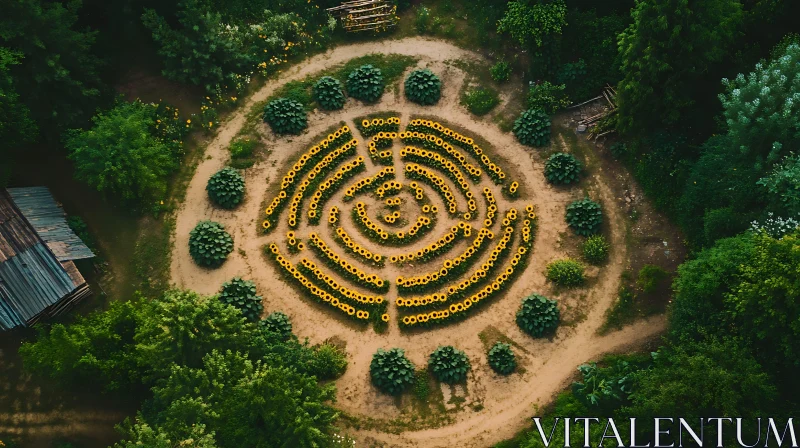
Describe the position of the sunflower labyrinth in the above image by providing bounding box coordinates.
[263,117,537,331]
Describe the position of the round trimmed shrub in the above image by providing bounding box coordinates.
[516,294,560,337]
[583,235,610,265]
[546,259,585,286]
[188,220,233,268]
[513,108,551,147]
[219,277,263,321]
[313,76,346,110]
[347,64,385,103]
[263,98,307,135]
[405,68,442,105]
[206,167,245,209]
[488,342,516,375]
[259,311,293,341]
[545,153,582,185]
[370,348,415,395]
[490,61,511,82]
[428,345,470,384]
[566,198,603,236]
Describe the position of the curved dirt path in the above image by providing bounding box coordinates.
[170,37,666,447]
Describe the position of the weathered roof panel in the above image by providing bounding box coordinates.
[7,187,95,261]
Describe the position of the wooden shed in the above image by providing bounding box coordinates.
[0,187,94,330]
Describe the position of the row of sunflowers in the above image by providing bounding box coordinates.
[399,131,482,181]
[356,116,401,137]
[352,201,434,246]
[334,226,384,267]
[367,132,395,166]
[307,232,389,293]
[387,222,470,265]
[307,157,365,225]
[343,166,395,201]
[405,163,462,216]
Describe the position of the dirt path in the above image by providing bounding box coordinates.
[170,37,666,447]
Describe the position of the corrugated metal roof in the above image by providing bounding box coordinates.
[7,187,94,261]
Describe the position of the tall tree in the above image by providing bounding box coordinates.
[0,47,37,148]
[616,0,742,135]
[497,0,567,78]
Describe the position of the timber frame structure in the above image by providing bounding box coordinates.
[327,0,399,33]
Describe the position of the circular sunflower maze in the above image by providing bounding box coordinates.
[262,116,536,332]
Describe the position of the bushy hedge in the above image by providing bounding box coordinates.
[405,68,442,105]
[263,98,307,135]
[516,294,560,337]
[428,345,470,384]
[488,342,516,375]
[566,198,603,235]
[490,61,511,82]
[207,167,245,209]
[545,153,582,185]
[259,311,293,341]
[462,87,499,116]
[219,277,263,321]
[313,76,346,110]
[513,108,551,147]
[546,259,585,286]
[370,348,415,395]
[189,220,234,268]
[347,64,385,103]
[583,235,610,264]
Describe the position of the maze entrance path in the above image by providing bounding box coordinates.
[170,38,667,447]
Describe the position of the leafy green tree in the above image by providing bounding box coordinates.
[497,0,567,49]
[719,43,800,168]
[572,359,638,414]
[65,101,176,202]
[114,418,218,448]
[0,0,104,132]
[0,47,36,147]
[616,0,742,134]
[758,152,800,215]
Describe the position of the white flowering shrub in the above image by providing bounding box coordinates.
[750,213,800,238]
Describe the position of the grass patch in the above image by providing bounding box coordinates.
[462,87,500,116]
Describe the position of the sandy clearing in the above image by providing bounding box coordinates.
[170,37,665,447]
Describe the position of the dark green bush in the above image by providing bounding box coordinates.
[229,137,257,159]
[347,64,385,103]
[527,81,570,114]
[207,167,245,209]
[219,277,263,321]
[583,235,610,265]
[516,294,560,337]
[259,311,293,340]
[488,342,516,375]
[263,98,307,135]
[405,68,442,105]
[428,345,470,384]
[462,87,499,116]
[310,343,348,379]
[370,348,415,395]
[490,61,511,82]
[566,198,602,235]
[313,76,346,110]
[188,221,234,268]
[545,152,582,184]
[637,264,669,294]
[547,259,586,286]
[513,108,551,147]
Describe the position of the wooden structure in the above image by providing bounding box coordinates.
[0,187,94,330]
[327,0,399,33]
[568,84,618,141]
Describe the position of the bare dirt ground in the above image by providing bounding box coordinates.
[170,37,668,447]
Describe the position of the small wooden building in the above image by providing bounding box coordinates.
[0,187,94,330]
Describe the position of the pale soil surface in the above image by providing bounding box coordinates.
[170,37,667,447]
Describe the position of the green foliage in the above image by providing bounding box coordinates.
[490,61,511,82]
[758,153,800,215]
[616,0,742,134]
[572,359,638,414]
[206,167,245,209]
[346,64,385,103]
[516,294,560,337]
[546,259,585,286]
[487,342,516,375]
[0,0,103,133]
[636,265,669,294]
[462,87,499,116]
[66,101,177,203]
[719,44,800,167]
[263,98,308,135]
[404,68,442,105]
[415,5,431,34]
[313,76,346,110]
[114,420,217,448]
[310,343,348,380]
[219,277,263,321]
[259,311,293,341]
[188,221,234,268]
[513,108,551,147]
[428,346,470,384]
[229,137,257,159]
[527,81,570,115]
[565,198,602,236]
[582,235,610,265]
[544,152,582,185]
[370,348,415,395]
[413,369,430,401]
[497,0,567,48]
[0,48,36,147]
